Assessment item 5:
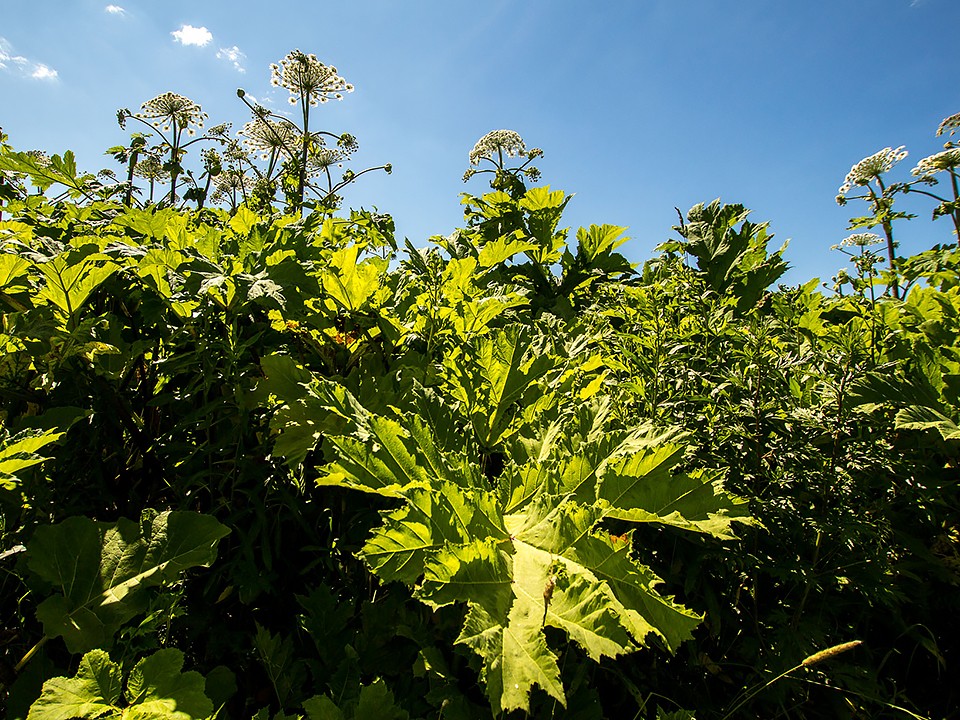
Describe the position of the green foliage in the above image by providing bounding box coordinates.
[1,99,959,720]
[662,200,788,312]
[27,648,213,720]
[27,511,229,653]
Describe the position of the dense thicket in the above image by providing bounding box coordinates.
[1,56,958,719]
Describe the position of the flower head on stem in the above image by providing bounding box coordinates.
[270,50,353,107]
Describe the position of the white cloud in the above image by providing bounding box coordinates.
[171,24,212,47]
[0,37,58,81]
[216,45,246,73]
[31,64,58,81]
[104,4,126,14]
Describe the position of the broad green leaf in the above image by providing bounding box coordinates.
[443,327,555,448]
[308,379,745,714]
[354,680,409,720]
[302,679,407,720]
[0,253,32,293]
[574,224,629,263]
[363,482,507,584]
[322,245,384,311]
[124,649,212,720]
[418,502,639,713]
[303,695,343,720]
[420,539,564,714]
[0,427,66,490]
[477,237,539,268]
[568,532,701,651]
[28,511,230,653]
[254,624,305,708]
[321,415,433,496]
[113,208,181,242]
[449,295,528,336]
[314,383,466,495]
[0,150,92,195]
[28,649,213,720]
[35,254,118,319]
[599,450,753,539]
[27,649,122,720]
[896,405,960,440]
[229,206,261,238]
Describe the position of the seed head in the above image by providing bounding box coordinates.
[133,155,169,181]
[308,146,347,173]
[839,232,883,249]
[25,150,51,168]
[210,168,252,203]
[801,640,862,668]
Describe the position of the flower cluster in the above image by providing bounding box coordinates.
[468,129,527,166]
[206,123,232,139]
[936,111,960,137]
[201,148,222,175]
[240,119,299,159]
[833,232,883,251]
[911,148,960,178]
[837,146,908,197]
[270,50,353,107]
[210,168,253,203]
[307,146,347,173]
[136,92,208,134]
[134,155,169,181]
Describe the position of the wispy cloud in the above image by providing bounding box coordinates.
[216,45,246,73]
[0,37,59,81]
[104,4,126,15]
[31,64,58,81]
[171,24,212,47]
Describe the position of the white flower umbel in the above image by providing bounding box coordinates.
[270,50,353,107]
[468,129,526,166]
[240,118,299,159]
[136,92,207,135]
[937,111,960,137]
[839,232,883,249]
[838,146,908,196]
[911,148,960,178]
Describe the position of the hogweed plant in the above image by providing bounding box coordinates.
[233,50,391,214]
[835,111,960,300]
[836,146,911,299]
[905,110,960,239]
[115,92,231,206]
[463,128,543,197]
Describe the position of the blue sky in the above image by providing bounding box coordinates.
[2,0,958,286]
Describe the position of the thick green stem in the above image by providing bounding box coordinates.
[297,97,311,212]
[125,148,140,207]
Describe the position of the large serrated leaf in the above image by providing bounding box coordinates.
[124,649,212,720]
[599,454,753,539]
[361,482,507,584]
[35,253,118,320]
[27,649,212,720]
[26,649,121,720]
[27,511,229,653]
